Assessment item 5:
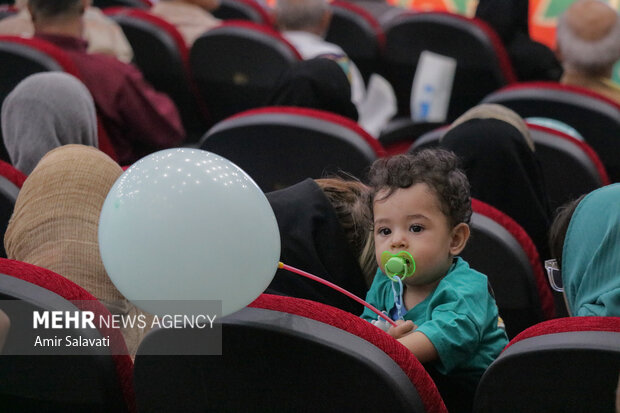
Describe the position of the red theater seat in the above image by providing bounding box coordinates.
[483,81,620,182]
[474,317,620,413]
[132,294,448,413]
[326,1,385,83]
[0,258,135,412]
[463,199,555,338]
[105,7,209,141]
[190,21,301,123]
[199,106,386,191]
[381,11,516,121]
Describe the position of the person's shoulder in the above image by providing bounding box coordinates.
[441,257,488,290]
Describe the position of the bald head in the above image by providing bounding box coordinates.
[557,0,620,76]
[566,0,617,41]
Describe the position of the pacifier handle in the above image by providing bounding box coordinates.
[381,251,416,281]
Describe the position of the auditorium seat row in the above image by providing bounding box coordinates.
[1,258,618,412]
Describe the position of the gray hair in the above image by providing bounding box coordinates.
[275,0,329,31]
[557,5,620,76]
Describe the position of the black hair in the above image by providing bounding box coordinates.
[367,149,472,228]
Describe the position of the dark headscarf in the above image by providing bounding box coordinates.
[441,118,552,260]
[265,179,367,314]
[475,0,563,81]
[268,58,358,121]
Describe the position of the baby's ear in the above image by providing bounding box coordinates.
[449,223,470,256]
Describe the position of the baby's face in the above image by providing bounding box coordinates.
[373,183,455,286]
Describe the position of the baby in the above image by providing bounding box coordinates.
[361,149,507,383]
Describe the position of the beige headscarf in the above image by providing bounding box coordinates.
[4,144,146,355]
[444,103,535,151]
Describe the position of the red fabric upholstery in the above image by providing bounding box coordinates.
[330,0,386,49]
[527,123,611,185]
[216,20,303,60]
[508,316,620,348]
[0,160,26,188]
[229,106,387,157]
[500,81,620,111]
[249,293,448,413]
[472,199,555,319]
[0,258,136,413]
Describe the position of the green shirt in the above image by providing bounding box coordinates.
[362,257,507,380]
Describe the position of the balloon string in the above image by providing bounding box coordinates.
[278,262,397,327]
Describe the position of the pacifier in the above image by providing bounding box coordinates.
[380,251,416,281]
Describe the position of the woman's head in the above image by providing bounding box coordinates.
[1,72,98,174]
[445,103,534,151]
[561,183,620,316]
[4,144,122,301]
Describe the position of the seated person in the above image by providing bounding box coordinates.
[28,0,185,165]
[274,0,365,109]
[150,0,221,47]
[266,177,376,315]
[361,150,508,412]
[475,0,562,81]
[0,0,133,63]
[547,184,620,316]
[4,145,150,356]
[439,104,552,263]
[556,0,620,104]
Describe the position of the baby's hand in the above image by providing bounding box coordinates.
[388,319,416,339]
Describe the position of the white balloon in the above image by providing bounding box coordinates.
[98,148,281,316]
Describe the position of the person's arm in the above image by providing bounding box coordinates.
[387,319,438,363]
[396,330,439,364]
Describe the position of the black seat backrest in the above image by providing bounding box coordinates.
[198,107,385,191]
[326,0,384,84]
[190,22,301,123]
[107,8,208,140]
[483,82,620,182]
[0,274,129,412]
[528,123,609,211]
[133,305,427,413]
[381,11,515,121]
[212,0,272,25]
[474,317,620,413]
[461,201,553,338]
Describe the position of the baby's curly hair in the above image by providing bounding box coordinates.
[368,149,472,228]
